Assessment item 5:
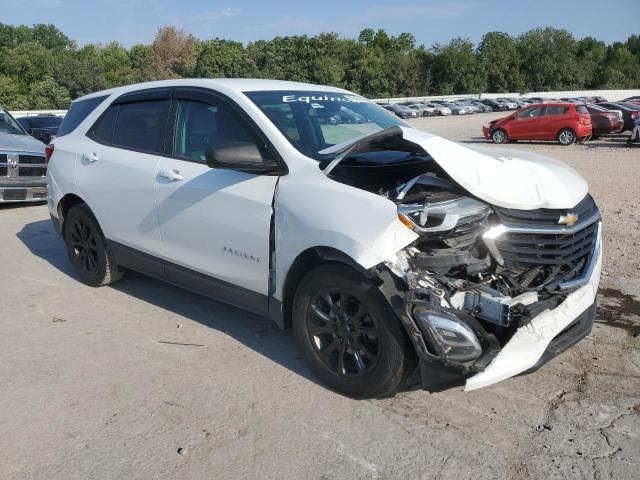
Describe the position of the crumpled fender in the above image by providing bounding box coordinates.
[272,168,418,301]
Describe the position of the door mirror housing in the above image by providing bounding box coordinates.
[204,142,283,174]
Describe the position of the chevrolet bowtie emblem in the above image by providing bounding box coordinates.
[558,213,579,227]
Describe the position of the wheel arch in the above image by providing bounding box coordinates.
[57,193,89,237]
[278,246,371,330]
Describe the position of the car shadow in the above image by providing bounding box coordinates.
[17,218,421,395]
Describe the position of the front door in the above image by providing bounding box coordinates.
[154,89,279,306]
[509,105,545,140]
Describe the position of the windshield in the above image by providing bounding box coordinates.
[0,109,25,135]
[245,90,407,160]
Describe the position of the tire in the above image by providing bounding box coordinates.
[292,264,415,399]
[491,128,508,144]
[557,128,576,145]
[63,204,125,287]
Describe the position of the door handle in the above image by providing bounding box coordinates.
[158,169,183,181]
[83,152,99,162]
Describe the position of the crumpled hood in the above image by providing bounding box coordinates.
[0,133,46,154]
[322,126,588,210]
[400,127,588,210]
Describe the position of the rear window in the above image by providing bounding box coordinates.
[91,99,169,154]
[576,105,589,114]
[58,95,108,136]
[29,116,62,128]
[545,106,569,116]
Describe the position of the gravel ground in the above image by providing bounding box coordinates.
[1,112,638,480]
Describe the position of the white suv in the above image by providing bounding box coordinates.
[47,79,602,398]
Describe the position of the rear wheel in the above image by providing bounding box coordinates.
[557,128,576,145]
[64,204,124,287]
[491,128,508,144]
[292,264,415,398]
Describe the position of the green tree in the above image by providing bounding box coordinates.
[478,32,523,92]
[0,75,30,109]
[518,28,581,90]
[29,76,71,109]
[431,38,486,95]
[195,39,258,78]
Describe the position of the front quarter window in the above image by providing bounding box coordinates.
[245,91,406,160]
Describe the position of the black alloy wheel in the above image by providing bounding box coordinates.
[305,288,380,377]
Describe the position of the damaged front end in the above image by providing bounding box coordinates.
[324,127,602,391]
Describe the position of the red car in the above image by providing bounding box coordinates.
[483,103,592,145]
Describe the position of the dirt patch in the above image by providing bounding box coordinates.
[597,288,640,337]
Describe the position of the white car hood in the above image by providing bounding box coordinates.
[322,126,587,210]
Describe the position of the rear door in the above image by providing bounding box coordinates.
[153,88,280,304]
[509,106,545,139]
[541,105,570,139]
[77,89,171,269]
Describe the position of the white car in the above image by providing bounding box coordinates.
[47,79,602,398]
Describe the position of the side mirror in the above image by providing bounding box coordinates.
[31,128,43,139]
[204,142,282,174]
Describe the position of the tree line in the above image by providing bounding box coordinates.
[1,23,639,110]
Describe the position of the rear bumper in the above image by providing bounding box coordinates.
[576,124,593,138]
[0,184,47,203]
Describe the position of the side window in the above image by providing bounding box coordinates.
[173,99,263,162]
[575,105,589,114]
[58,95,108,137]
[112,100,169,153]
[545,106,569,116]
[92,105,119,144]
[517,106,544,118]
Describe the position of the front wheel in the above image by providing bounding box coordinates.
[292,264,415,398]
[491,128,508,144]
[557,128,576,145]
[64,204,125,287]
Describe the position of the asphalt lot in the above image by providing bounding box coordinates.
[1,112,639,480]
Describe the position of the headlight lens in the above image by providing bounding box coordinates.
[413,307,482,363]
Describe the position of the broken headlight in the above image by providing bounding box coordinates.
[397,197,491,248]
[413,308,483,363]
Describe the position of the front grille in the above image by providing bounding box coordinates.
[494,195,598,227]
[0,153,46,178]
[495,221,598,268]
[18,155,45,165]
[18,167,46,177]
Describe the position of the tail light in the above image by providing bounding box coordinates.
[579,115,591,125]
[44,143,55,163]
[632,111,639,120]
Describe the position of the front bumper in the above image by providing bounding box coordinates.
[482,126,491,139]
[412,221,602,392]
[465,246,601,390]
[0,184,47,203]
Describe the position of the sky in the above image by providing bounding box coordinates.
[3,0,639,47]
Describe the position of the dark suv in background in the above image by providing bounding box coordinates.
[17,114,63,145]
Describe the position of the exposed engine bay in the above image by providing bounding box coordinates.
[325,148,601,385]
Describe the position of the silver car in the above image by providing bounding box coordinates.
[0,107,47,202]
[424,103,452,116]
